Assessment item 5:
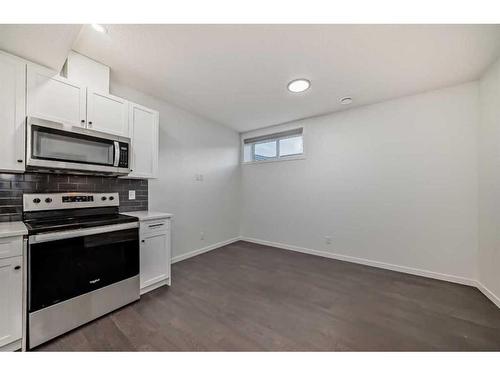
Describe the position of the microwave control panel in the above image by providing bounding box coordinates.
[118,143,129,168]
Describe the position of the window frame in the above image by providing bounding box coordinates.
[242,128,305,164]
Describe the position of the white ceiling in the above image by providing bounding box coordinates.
[0,24,81,70]
[1,24,500,132]
[72,24,500,132]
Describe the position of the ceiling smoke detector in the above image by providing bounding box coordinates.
[287,79,311,93]
[340,96,353,105]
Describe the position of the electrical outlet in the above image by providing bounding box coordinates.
[128,190,136,200]
[325,236,332,245]
[200,231,205,240]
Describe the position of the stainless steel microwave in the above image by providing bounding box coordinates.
[26,117,131,176]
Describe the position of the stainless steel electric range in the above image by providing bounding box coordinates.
[23,192,140,349]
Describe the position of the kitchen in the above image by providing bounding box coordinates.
[0,46,172,351]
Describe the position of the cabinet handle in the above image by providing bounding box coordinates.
[148,223,164,228]
[14,265,21,270]
[141,240,145,243]
[81,120,85,124]
[17,159,23,163]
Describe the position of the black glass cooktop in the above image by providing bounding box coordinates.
[23,207,138,235]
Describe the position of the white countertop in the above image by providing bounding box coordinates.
[123,211,173,221]
[0,221,28,238]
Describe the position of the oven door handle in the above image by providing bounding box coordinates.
[29,222,139,244]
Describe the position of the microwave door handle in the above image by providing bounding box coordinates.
[113,141,120,167]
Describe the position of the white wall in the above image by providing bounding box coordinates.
[111,83,241,260]
[109,71,498,301]
[241,82,479,282]
[478,58,500,304]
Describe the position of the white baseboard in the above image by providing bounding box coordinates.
[240,237,477,287]
[475,281,500,309]
[0,339,21,352]
[140,278,169,295]
[171,237,241,264]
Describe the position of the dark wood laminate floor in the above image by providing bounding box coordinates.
[37,241,500,351]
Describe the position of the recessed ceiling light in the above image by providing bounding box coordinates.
[287,79,311,93]
[91,24,107,34]
[340,96,353,105]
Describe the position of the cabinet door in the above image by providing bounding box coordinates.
[128,102,159,179]
[140,233,170,290]
[0,256,22,348]
[87,89,128,136]
[27,64,86,127]
[0,52,26,173]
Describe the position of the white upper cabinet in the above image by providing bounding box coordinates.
[0,52,26,173]
[27,65,128,136]
[27,64,86,128]
[128,102,159,179]
[2,50,160,178]
[87,90,129,137]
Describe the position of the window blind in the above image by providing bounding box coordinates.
[243,128,303,144]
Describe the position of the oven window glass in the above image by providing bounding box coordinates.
[29,228,139,312]
[32,126,115,166]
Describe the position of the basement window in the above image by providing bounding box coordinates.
[243,128,304,163]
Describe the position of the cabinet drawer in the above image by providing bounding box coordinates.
[0,237,22,260]
[141,219,169,236]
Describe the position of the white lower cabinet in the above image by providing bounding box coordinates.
[139,218,171,294]
[0,254,23,351]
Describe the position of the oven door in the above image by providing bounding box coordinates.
[26,117,130,175]
[28,222,139,313]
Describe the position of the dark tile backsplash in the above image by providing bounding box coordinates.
[0,172,148,222]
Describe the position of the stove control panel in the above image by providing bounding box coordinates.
[62,195,94,203]
[23,192,120,212]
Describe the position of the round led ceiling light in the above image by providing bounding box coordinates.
[91,24,108,34]
[287,79,311,93]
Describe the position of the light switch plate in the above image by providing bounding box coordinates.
[128,190,136,200]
